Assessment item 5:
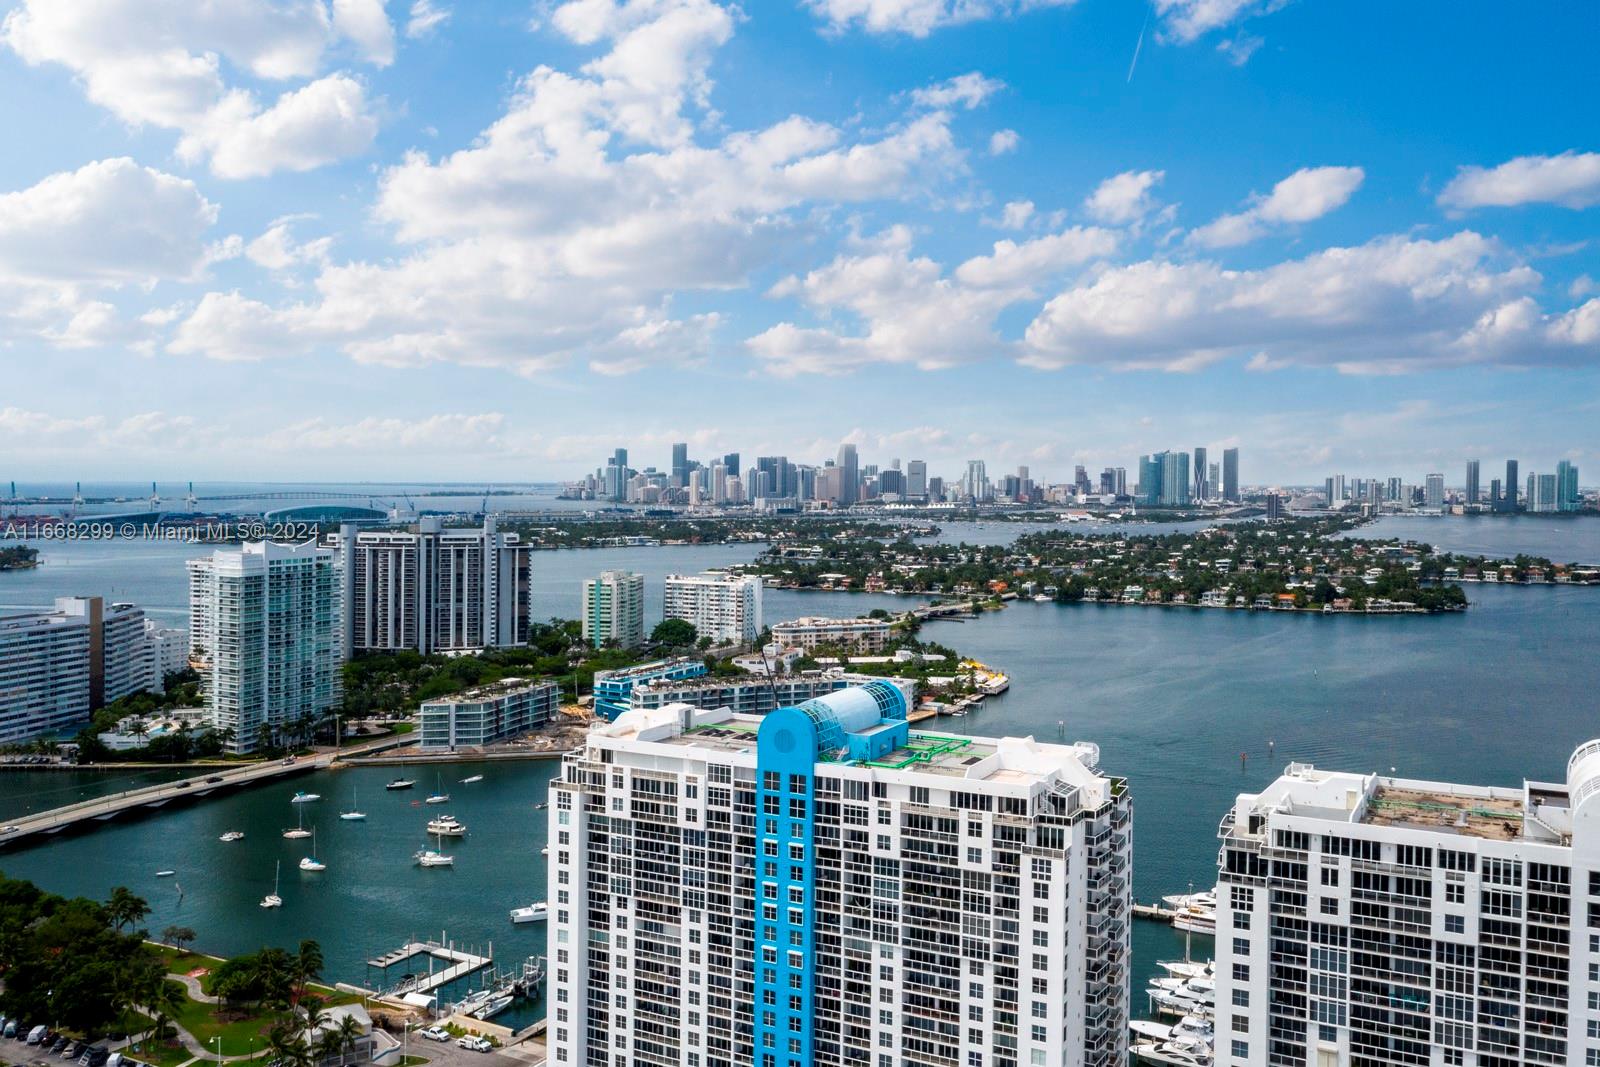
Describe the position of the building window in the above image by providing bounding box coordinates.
[1231,1040,1248,1060]
[1320,898,1339,916]
[1232,963,1250,983]
[1445,915,1465,934]
[1233,937,1249,956]
[1231,989,1249,1007]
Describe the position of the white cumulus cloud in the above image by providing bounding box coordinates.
[1022,231,1598,373]
[1084,169,1165,225]
[1188,165,1363,248]
[2,0,389,178]
[910,71,1004,110]
[803,0,1074,38]
[1438,151,1600,211]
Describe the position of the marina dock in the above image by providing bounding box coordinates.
[1132,902,1182,922]
[367,939,493,996]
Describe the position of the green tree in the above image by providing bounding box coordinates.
[107,885,151,932]
[650,618,697,648]
[161,925,197,952]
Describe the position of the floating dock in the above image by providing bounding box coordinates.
[367,938,493,996]
[1131,902,1181,922]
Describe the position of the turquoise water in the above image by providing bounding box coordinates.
[1357,513,1600,561]
[3,526,1599,1025]
[0,761,555,1030]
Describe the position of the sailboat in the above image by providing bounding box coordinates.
[460,774,484,784]
[260,861,283,908]
[340,786,366,821]
[283,804,312,839]
[414,828,454,867]
[424,772,450,805]
[298,828,327,872]
[290,791,321,803]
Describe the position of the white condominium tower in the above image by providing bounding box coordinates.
[1216,744,1600,1067]
[327,516,531,656]
[548,681,1132,1067]
[187,541,343,754]
[0,596,153,744]
[583,570,646,649]
[663,571,763,646]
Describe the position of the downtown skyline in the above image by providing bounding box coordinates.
[0,1,1596,482]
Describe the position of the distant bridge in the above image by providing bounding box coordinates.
[0,735,410,849]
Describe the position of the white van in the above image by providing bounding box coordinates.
[27,1026,48,1045]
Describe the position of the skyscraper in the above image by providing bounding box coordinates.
[1557,459,1580,512]
[1139,455,1162,506]
[188,541,343,754]
[1222,447,1240,502]
[608,447,629,501]
[1503,459,1519,511]
[836,443,859,505]
[582,570,645,649]
[1216,747,1600,1067]
[964,459,989,502]
[1157,450,1191,507]
[671,442,689,487]
[1193,446,1208,501]
[328,518,531,656]
[1424,472,1444,509]
[906,459,927,499]
[1465,459,1480,505]
[548,682,1132,1067]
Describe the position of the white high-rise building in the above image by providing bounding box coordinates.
[547,682,1131,1067]
[188,541,343,754]
[1425,472,1445,509]
[140,619,189,691]
[0,596,153,744]
[664,571,763,645]
[582,570,645,649]
[1217,746,1600,1067]
[327,517,531,657]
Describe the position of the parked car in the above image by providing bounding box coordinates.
[104,1053,124,1067]
[456,1036,492,1053]
[65,1039,87,1058]
[1,826,19,834]
[81,1045,109,1067]
[49,1035,70,1053]
[418,1027,450,1042]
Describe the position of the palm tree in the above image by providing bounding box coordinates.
[333,1015,363,1065]
[291,940,324,1005]
[106,886,151,932]
[161,925,197,953]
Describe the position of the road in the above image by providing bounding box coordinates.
[0,735,411,850]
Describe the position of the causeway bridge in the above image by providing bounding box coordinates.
[0,734,410,850]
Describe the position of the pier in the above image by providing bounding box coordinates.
[367,938,493,996]
[0,735,410,850]
[1132,902,1182,922]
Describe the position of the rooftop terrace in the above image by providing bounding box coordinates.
[1364,784,1526,842]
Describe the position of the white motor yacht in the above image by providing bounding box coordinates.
[510,902,549,924]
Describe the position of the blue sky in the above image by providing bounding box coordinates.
[0,0,1596,485]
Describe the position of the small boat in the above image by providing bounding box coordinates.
[415,829,454,867]
[427,815,466,837]
[219,831,245,842]
[424,773,450,805]
[155,870,176,878]
[283,805,312,839]
[540,846,549,856]
[340,786,366,821]
[386,778,415,791]
[290,791,321,804]
[260,861,283,909]
[510,902,548,924]
[532,801,549,810]
[460,774,484,784]
[298,829,327,871]
[473,995,514,1020]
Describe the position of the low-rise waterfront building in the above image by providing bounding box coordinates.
[770,615,892,652]
[418,677,561,750]
[664,571,763,645]
[591,656,708,720]
[548,681,1132,1067]
[581,569,645,649]
[188,541,343,754]
[1216,744,1600,1067]
[629,671,914,717]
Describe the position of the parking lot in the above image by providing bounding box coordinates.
[0,1028,541,1067]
